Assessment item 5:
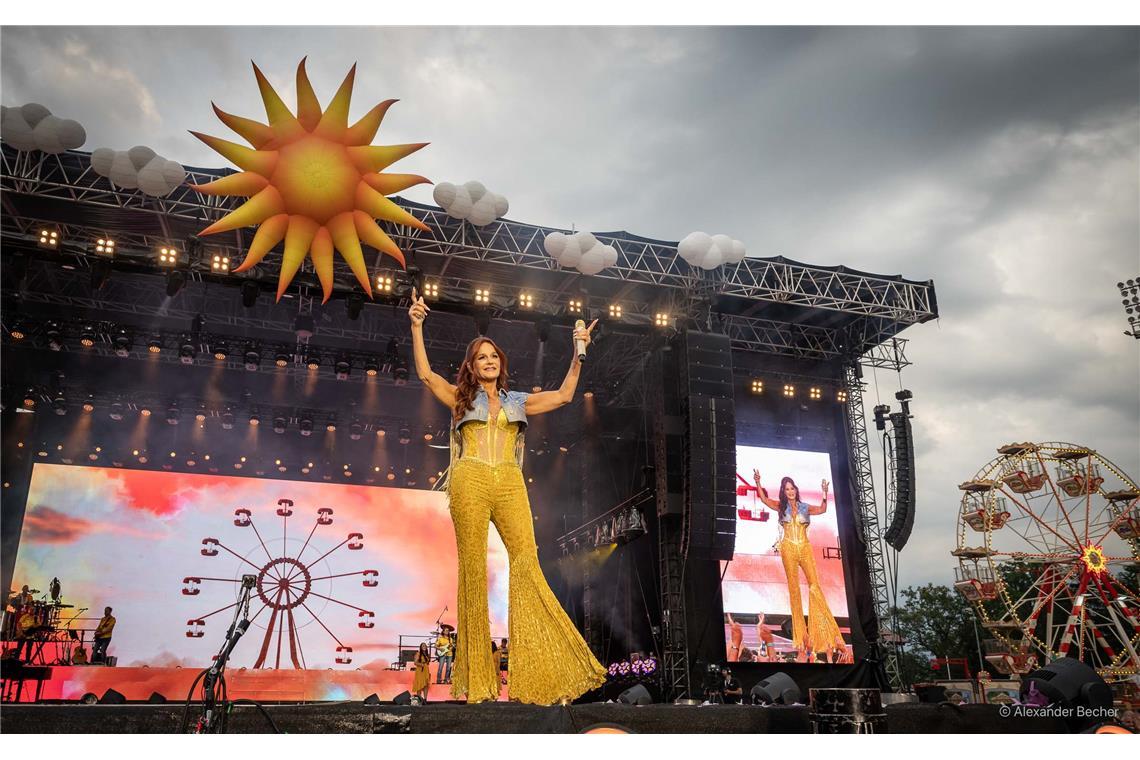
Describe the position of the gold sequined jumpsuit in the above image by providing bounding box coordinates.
[447,409,607,704]
[779,508,844,654]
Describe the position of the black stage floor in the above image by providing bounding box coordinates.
[0,701,1071,734]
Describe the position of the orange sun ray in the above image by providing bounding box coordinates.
[314,64,356,140]
[346,99,397,146]
[279,217,319,302]
[311,226,335,303]
[234,213,289,273]
[362,173,430,196]
[347,143,429,175]
[295,58,323,132]
[356,181,431,231]
[211,102,275,149]
[191,171,269,197]
[354,211,405,269]
[200,186,286,236]
[329,212,374,297]
[190,132,279,177]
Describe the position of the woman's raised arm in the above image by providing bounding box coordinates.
[409,287,457,408]
[753,469,781,510]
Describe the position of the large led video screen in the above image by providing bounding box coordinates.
[721,445,854,664]
[10,464,509,671]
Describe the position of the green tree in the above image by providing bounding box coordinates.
[892,583,983,684]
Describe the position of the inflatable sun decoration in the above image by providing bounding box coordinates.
[191,59,430,302]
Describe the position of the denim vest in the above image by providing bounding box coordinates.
[780,499,813,525]
[449,388,530,473]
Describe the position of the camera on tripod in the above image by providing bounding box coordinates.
[701,661,725,703]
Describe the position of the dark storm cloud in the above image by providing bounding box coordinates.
[2,26,1137,588]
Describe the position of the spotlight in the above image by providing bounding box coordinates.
[349,422,362,440]
[37,228,60,249]
[335,358,351,380]
[211,254,230,273]
[608,304,622,319]
[240,279,259,308]
[195,405,207,422]
[221,410,235,430]
[46,321,63,351]
[82,396,95,413]
[583,390,594,399]
[147,337,162,354]
[244,349,260,371]
[272,416,286,435]
[274,350,291,368]
[52,395,67,415]
[306,352,321,371]
[386,468,396,481]
[299,416,314,436]
[140,406,152,418]
[398,425,411,445]
[375,427,386,438]
[94,238,115,256]
[837,390,848,403]
[326,417,337,433]
[376,273,394,294]
[364,357,379,377]
[213,343,229,361]
[750,379,764,395]
[249,411,261,427]
[809,387,821,401]
[179,336,197,364]
[423,280,439,299]
[568,298,583,314]
[654,312,671,328]
[8,320,26,341]
[111,328,132,356]
[166,404,180,425]
[346,293,364,320]
[519,291,534,309]
[158,246,178,265]
[109,402,124,420]
[79,324,96,348]
[782,384,795,398]
[423,427,434,442]
[474,287,491,304]
[165,270,186,297]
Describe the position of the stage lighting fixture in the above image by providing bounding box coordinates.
[46,322,63,351]
[583,390,594,399]
[387,468,396,481]
[109,402,124,420]
[109,328,131,356]
[274,350,291,368]
[335,358,351,380]
[37,228,60,249]
[423,280,439,299]
[346,292,364,320]
[376,427,386,438]
[272,416,286,435]
[750,672,802,705]
[165,270,186,297]
[474,287,491,304]
[240,279,259,308]
[221,410,235,430]
[349,422,362,440]
[519,291,534,309]
[363,357,379,377]
[94,238,115,256]
[782,384,795,398]
[809,387,822,401]
[608,303,622,319]
[299,416,314,436]
[179,337,197,364]
[306,352,321,370]
[244,410,259,427]
[398,425,412,445]
[837,390,848,403]
[394,359,409,386]
[376,272,394,294]
[872,404,889,431]
[654,312,670,328]
[532,385,543,393]
[423,427,434,442]
[158,246,178,265]
[213,343,229,361]
[568,298,582,314]
[195,406,207,422]
[244,349,261,371]
[211,254,230,273]
[82,396,95,413]
[326,417,337,433]
[8,320,27,340]
[751,379,764,395]
[166,404,180,425]
[147,337,162,354]
[52,395,67,415]
[79,324,96,347]
[140,406,152,418]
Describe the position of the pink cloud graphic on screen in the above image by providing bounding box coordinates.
[21,505,96,544]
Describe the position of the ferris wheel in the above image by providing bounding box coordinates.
[182,499,379,669]
[952,442,1140,683]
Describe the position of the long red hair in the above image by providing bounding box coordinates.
[453,337,511,423]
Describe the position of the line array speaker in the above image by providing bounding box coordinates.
[884,412,915,551]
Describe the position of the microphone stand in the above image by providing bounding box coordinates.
[193,574,256,734]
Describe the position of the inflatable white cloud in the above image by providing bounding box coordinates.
[432,180,509,226]
[90,145,186,197]
[677,231,746,270]
[1,103,86,154]
[543,231,619,276]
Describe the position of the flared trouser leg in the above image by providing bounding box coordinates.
[779,540,808,650]
[797,541,844,653]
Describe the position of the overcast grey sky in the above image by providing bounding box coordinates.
[3,26,1138,589]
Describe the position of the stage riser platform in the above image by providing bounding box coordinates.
[0,702,1071,734]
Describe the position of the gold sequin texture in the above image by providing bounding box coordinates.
[779,518,845,654]
[447,410,607,704]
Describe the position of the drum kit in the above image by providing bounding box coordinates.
[2,579,87,666]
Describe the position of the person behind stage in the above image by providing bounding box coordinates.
[92,606,116,664]
[409,288,607,705]
[411,642,432,702]
[720,666,743,704]
[435,624,454,684]
[753,470,845,663]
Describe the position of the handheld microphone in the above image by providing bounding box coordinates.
[574,319,587,362]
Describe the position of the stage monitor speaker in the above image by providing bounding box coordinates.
[363,693,382,705]
[913,683,946,703]
[617,684,653,705]
[750,672,802,705]
[392,690,412,706]
[1021,658,1112,713]
[885,412,916,551]
[147,692,167,704]
[98,688,127,704]
[79,692,98,705]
